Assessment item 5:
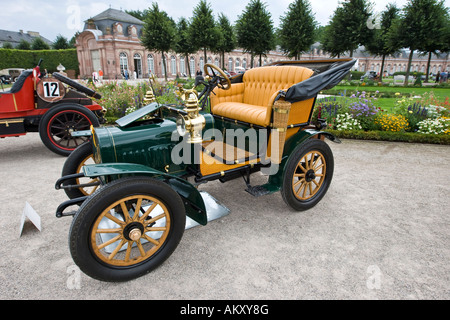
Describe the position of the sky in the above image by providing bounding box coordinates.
[0,0,448,42]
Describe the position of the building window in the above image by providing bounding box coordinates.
[199,57,204,73]
[134,53,142,78]
[190,57,195,77]
[180,57,185,76]
[242,58,247,70]
[228,58,233,72]
[171,56,177,75]
[119,52,128,76]
[235,58,240,68]
[214,57,220,67]
[148,54,155,75]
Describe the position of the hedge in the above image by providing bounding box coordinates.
[0,48,79,75]
[326,129,450,145]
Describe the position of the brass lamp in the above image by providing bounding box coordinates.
[176,89,205,144]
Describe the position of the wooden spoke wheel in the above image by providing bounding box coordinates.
[69,177,185,282]
[292,150,326,201]
[281,139,334,211]
[61,142,100,200]
[90,194,171,267]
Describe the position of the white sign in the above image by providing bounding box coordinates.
[19,202,41,237]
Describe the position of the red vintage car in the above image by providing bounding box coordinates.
[0,59,105,156]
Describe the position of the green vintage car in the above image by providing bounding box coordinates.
[55,58,356,282]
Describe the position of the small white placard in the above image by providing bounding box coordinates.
[19,202,41,237]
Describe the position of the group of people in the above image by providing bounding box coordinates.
[92,69,104,83]
[436,70,448,83]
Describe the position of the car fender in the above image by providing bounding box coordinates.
[268,129,340,188]
[82,163,208,226]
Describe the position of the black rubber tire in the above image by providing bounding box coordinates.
[52,72,102,99]
[61,142,97,199]
[39,104,100,156]
[69,177,186,282]
[281,139,334,211]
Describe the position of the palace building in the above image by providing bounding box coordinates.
[76,8,449,80]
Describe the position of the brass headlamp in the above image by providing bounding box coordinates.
[176,89,205,144]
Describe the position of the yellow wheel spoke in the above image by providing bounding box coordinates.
[146,227,166,232]
[98,234,122,250]
[132,198,143,220]
[143,233,160,246]
[124,242,132,262]
[142,212,165,225]
[136,240,146,257]
[108,239,126,260]
[96,228,122,234]
[105,212,125,226]
[140,202,157,221]
[120,201,130,222]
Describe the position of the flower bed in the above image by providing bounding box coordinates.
[85,79,449,144]
[314,90,450,144]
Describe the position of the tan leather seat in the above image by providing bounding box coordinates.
[210,66,315,127]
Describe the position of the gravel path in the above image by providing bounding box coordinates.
[1,133,449,300]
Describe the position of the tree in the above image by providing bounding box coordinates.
[174,17,197,77]
[53,35,70,50]
[189,0,220,62]
[236,0,275,68]
[278,0,317,60]
[365,4,400,81]
[17,40,31,50]
[216,13,236,69]
[126,9,148,21]
[2,42,13,49]
[141,3,176,81]
[31,37,50,50]
[321,7,350,57]
[322,0,373,57]
[415,0,449,82]
[387,0,449,85]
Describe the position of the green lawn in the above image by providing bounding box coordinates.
[320,84,450,114]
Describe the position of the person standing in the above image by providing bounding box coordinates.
[98,69,103,83]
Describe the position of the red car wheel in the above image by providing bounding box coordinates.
[39,104,100,156]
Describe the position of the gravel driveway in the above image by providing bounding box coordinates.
[0,133,449,300]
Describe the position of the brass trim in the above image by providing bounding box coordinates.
[12,94,18,111]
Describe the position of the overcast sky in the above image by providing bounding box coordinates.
[1,0,447,42]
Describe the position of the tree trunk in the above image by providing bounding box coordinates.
[259,54,262,67]
[380,54,386,82]
[404,49,414,86]
[203,48,207,64]
[425,51,432,83]
[186,54,191,78]
[162,53,168,82]
[222,52,225,70]
[250,52,254,68]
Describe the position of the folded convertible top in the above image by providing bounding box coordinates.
[269,58,357,103]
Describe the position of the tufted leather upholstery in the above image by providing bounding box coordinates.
[210,66,315,127]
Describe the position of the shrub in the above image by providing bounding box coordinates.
[335,113,362,131]
[348,91,380,130]
[417,117,450,135]
[375,114,409,132]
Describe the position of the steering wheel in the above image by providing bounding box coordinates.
[203,63,231,91]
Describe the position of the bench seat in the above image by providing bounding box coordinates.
[210,66,315,127]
